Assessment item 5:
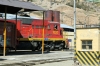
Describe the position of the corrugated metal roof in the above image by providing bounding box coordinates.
[0,13,39,19]
[60,24,74,29]
[0,0,45,14]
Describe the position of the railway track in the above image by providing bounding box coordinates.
[1,57,73,66]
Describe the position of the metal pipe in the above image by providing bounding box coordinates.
[3,6,7,56]
[42,11,45,54]
[74,0,76,39]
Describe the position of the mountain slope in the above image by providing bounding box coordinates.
[29,0,100,26]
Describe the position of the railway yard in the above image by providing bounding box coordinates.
[1,0,100,66]
[0,50,75,66]
[0,1,75,66]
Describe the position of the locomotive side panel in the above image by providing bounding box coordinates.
[16,16,68,51]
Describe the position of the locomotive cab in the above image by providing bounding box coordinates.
[47,22,66,50]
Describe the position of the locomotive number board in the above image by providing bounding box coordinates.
[53,31,58,34]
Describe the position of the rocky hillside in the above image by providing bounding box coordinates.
[26,0,100,27]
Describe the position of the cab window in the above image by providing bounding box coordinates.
[54,24,58,30]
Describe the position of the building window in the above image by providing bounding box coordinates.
[82,40,92,49]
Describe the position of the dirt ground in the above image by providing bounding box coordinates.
[0,50,74,66]
[34,60,74,66]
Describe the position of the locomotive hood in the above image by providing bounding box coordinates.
[32,19,49,26]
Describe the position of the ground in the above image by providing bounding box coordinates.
[0,50,74,66]
[34,60,74,66]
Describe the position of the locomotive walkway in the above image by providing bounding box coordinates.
[0,51,74,66]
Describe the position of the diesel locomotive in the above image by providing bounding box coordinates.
[0,10,69,54]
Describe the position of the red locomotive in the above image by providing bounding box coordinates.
[0,10,69,54]
[16,18,66,51]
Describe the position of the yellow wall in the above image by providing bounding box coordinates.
[99,29,100,51]
[63,31,74,49]
[76,28,100,51]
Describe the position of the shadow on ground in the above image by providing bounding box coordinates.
[0,50,52,56]
[0,58,7,61]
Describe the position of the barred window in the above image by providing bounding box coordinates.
[82,40,92,49]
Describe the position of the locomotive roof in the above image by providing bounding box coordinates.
[60,24,74,29]
[49,21,60,24]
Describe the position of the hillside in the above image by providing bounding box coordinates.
[27,0,100,27]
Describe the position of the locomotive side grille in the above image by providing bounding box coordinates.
[18,18,33,24]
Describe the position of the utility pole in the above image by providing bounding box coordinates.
[74,0,76,48]
[74,0,76,61]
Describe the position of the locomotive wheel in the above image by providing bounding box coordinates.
[0,48,3,54]
[6,48,10,54]
[59,46,63,50]
[58,43,64,50]
[50,42,55,51]
[0,48,10,54]
[31,48,35,51]
[45,48,50,53]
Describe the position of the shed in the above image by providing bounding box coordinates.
[0,0,45,56]
[76,27,100,66]
[0,0,45,14]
